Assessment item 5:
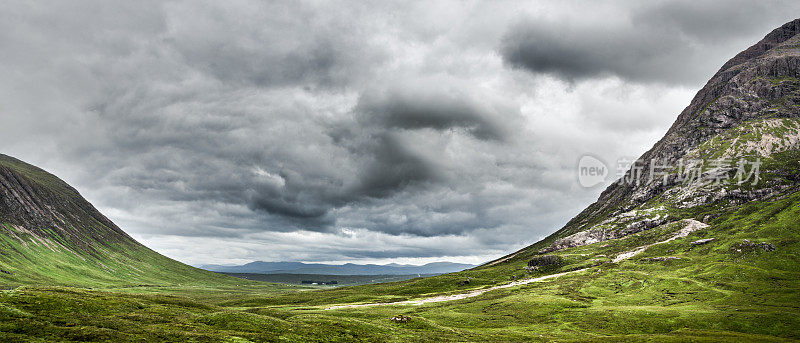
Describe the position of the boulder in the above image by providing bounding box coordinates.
[390,314,412,323]
[692,238,715,245]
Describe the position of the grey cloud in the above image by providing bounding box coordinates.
[87,87,456,230]
[631,0,777,42]
[500,22,702,84]
[163,1,385,89]
[356,84,509,141]
[355,133,444,199]
[500,0,800,84]
[3,0,786,265]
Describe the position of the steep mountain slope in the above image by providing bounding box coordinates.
[0,154,234,287]
[502,18,800,257]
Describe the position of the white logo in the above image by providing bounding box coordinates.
[578,155,608,188]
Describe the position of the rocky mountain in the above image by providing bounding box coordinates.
[200,261,475,275]
[0,154,231,287]
[523,19,800,254]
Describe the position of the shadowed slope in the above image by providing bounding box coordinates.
[0,154,238,287]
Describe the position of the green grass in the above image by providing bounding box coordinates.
[0,222,266,289]
[2,191,799,342]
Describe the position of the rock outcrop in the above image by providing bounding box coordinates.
[537,19,800,252]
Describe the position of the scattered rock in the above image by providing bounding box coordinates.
[733,239,775,252]
[692,238,715,245]
[390,314,412,323]
[457,277,473,286]
[0,269,11,275]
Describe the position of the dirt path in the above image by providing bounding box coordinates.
[326,268,589,310]
[326,219,708,310]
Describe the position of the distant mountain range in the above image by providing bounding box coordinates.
[198,261,475,275]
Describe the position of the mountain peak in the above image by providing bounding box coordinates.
[717,18,800,75]
[522,18,800,252]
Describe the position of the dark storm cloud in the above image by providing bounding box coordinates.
[87,84,460,230]
[82,87,349,227]
[356,85,508,141]
[355,133,444,198]
[500,0,800,84]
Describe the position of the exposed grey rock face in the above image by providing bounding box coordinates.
[539,19,800,249]
[0,154,136,252]
[541,217,669,253]
[541,208,671,253]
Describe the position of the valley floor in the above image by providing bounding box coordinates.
[1,267,797,342]
[2,193,800,342]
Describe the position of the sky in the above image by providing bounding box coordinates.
[1,0,798,266]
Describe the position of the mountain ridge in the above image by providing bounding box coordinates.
[526,18,800,251]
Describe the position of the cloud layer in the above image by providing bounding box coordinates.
[500,0,797,84]
[1,0,798,265]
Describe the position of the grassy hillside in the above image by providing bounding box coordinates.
[0,154,256,289]
[0,222,248,288]
[2,191,798,342]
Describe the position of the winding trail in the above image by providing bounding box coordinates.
[326,219,709,310]
[326,268,589,310]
